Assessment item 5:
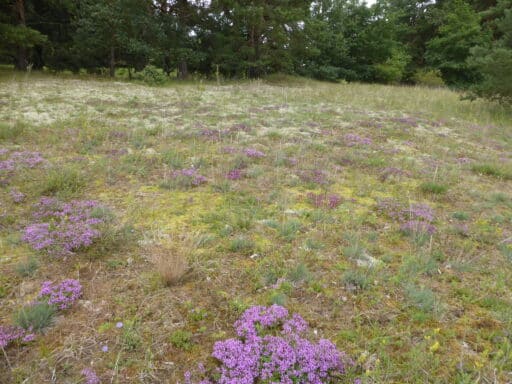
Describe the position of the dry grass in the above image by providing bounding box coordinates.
[147,242,190,286]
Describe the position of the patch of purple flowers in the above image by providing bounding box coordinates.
[380,167,412,181]
[22,198,105,256]
[307,193,342,209]
[358,120,383,129]
[39,279,82,310]
[9,151,45,168]
[221,146,238,154]
[172,168,207,187]
[0,151,45,170]
[377,199,436,235]
[0,325,35,349]
[344,134,372,147]
[456,157,472,165]
[226,169,244,180]
[201,129,223,141]
[400,220,436,236]
[184,305,352,384]
[10,189,26,203]
[0,150,46,185]
[244,148,266,158]
[201,124,251,142]
[298,169,330,185]
[390,116,420,128]
[81,368,101,384]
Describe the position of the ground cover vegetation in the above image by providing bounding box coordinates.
[0,73,511,382]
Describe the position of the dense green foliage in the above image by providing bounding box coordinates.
[0,0,511,101]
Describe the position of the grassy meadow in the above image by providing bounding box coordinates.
[1,73,512,383]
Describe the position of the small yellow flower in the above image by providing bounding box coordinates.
[429,341,440,353]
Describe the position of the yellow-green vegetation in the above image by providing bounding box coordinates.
[1,74,512,383]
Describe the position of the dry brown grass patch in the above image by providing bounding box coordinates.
[147,242,190,286]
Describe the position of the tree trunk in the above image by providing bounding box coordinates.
[109,46,115,77]
[178,60,188,79]
[14,0,27,70]
[163,55,172,75]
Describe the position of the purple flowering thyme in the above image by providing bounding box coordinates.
[9,189,26,203]
[184,305,354,383]
[244,148,266,158]
[39,279,82,310]
[298,169,330,185]
[226,169,244,180]
[0,150,46,185]
[307,193,342,209]
[0,325,35,349]
[22,198,105,256]
[377,199,436,235]
[81,368,101,384]
[171,168,208,187]
[344,133,372,147]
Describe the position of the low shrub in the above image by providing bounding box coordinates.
[412,69,445,87]
[134,65,168,85]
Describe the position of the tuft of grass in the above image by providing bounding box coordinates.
[169,329,193,350]
[499,243,512,262]
[489,192,509,203]
[287,263,312,284]
[149,243,190,286]
[420,181,448,194]
[90,206,116,222]
[471,163,512,179]
[268,291,287,306]
[121,322,142,351]
[39,166,86,196]
[404,284,440,315]
[229,236,256,254]
[162,149,185,169]
[0,121,24,141]
[303,238,325,251]
[400,254,438,277]
[277,220,302,241]
[452,211,469,220]
[342,269,372,291]
[15,257,39,277]
[14,303,56,332]
[87,223,137,258]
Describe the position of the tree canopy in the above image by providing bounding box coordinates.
[1,0,511,102]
